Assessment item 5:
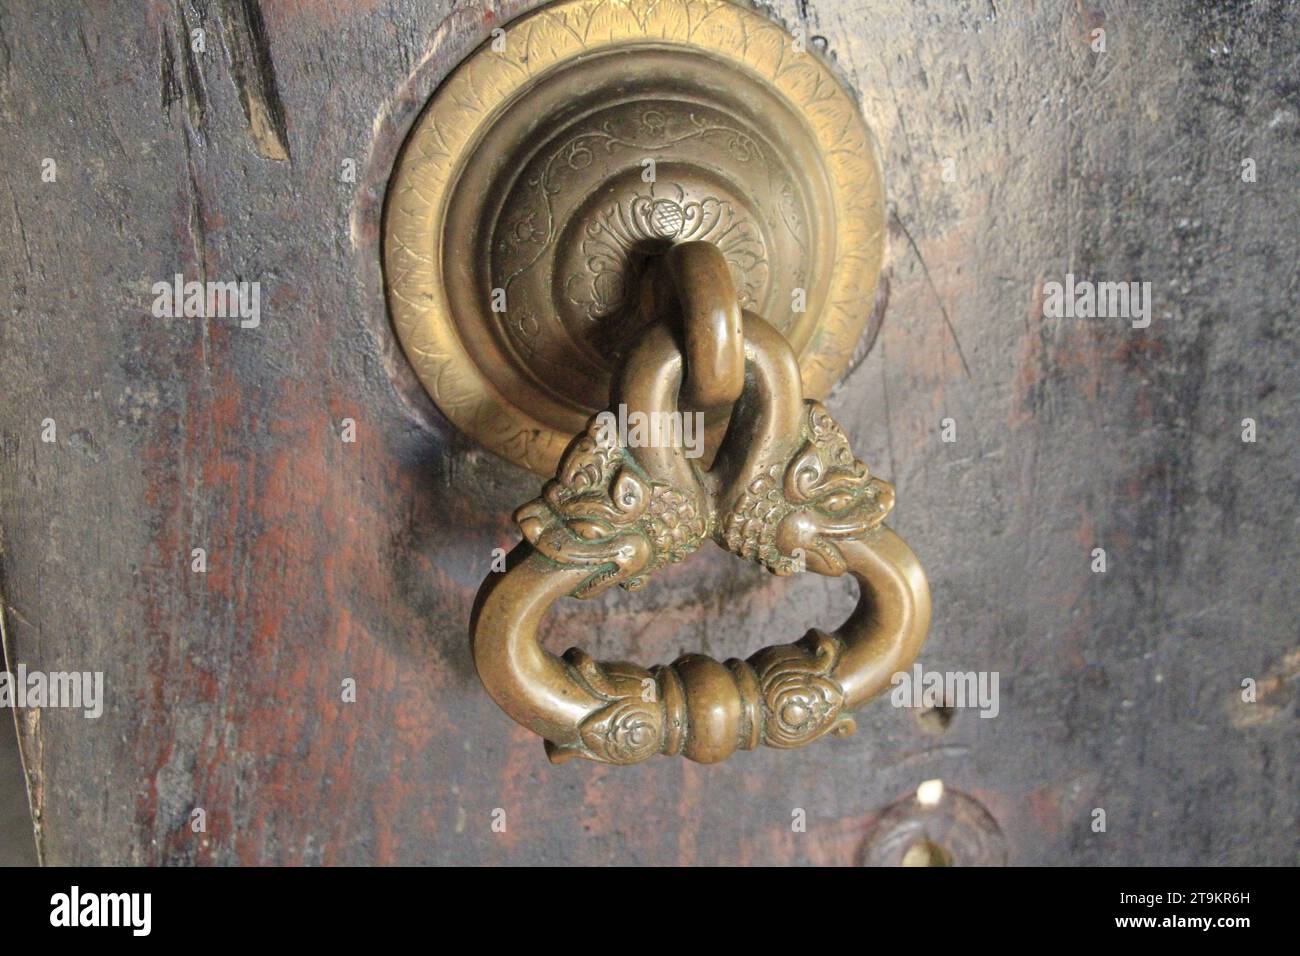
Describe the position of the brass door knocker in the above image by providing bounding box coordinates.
[471,244,929,765]
[383,0,929,765]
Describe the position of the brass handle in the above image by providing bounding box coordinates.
[471,247,930,765]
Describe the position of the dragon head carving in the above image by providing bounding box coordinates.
[515,417,708,598]
[720,401,894,576]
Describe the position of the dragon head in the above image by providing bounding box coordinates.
[515,417,707,598]
[722,401,894,576]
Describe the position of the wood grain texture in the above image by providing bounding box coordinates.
[0,0,1296,865]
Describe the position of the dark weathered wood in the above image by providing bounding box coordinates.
[0,0,1296,865]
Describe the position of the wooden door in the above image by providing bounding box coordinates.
[1,0,1295,865]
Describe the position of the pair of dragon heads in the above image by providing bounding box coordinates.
[515,400,894,597]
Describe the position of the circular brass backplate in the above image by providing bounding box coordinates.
[384,0,884,475]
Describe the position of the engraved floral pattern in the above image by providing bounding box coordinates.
[499,110,773,312]
[385,0,884,477]
[566,180,767,321]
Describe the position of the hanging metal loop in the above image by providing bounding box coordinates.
[470,272,930,765]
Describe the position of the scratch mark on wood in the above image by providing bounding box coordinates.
[160,8,210,290]
[184,136,208,284]
[75,21,93,69]
[6,183,33,274]
[0,21,12,89]
[889,209,972,378]
[170,1,208,138]
[159,23,183,113]
[216,0,291,162]
[876,54,969,379]
[0,595,43,864]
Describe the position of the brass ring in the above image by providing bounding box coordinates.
[664,241,744,409]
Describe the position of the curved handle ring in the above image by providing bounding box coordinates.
[470,315,930,765]
[663,241,745,408]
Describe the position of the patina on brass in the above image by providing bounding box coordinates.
[385,0,885,475]
[471,314,930,765]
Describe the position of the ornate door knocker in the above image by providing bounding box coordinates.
[473,245,930,765]
[384,0,930,765]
